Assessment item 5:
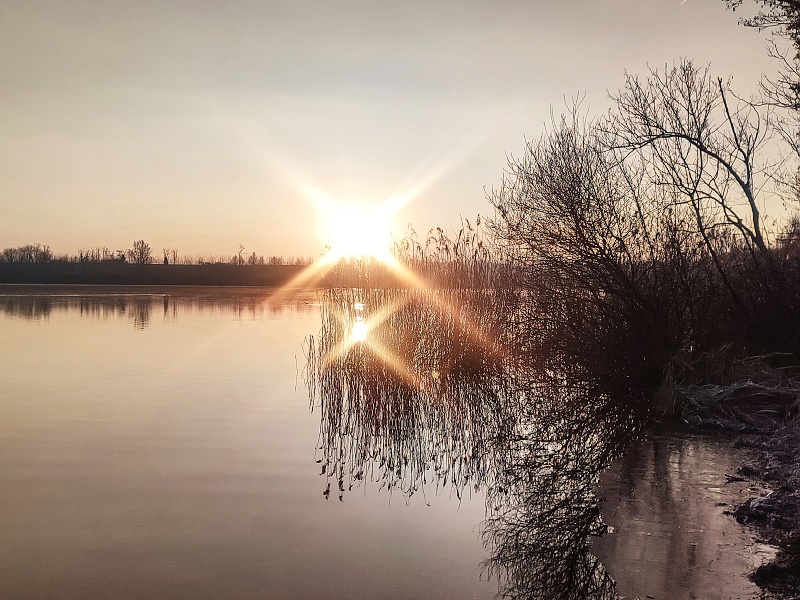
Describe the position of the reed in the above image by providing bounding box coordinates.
[304,226,644,598]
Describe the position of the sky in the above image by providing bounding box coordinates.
[0,0,782,259]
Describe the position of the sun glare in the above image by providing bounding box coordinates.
[351,318,369,342]
[321,203,393,263]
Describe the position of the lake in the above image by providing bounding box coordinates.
[0,286,774,599]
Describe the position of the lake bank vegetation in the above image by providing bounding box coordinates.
[490,60,800,408]
[487,53,800,594]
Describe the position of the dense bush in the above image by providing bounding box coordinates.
[489,62,800,400]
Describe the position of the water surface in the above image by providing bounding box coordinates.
[594,434,776,600]
[0,286,495,600]
[0,286,776,599]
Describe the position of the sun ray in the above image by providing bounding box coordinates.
[321,294,414,368]
[361,337,420,387]
[246,142,511,380]
[381,258,511,367]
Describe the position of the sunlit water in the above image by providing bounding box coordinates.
[0,286,774,599]
[0,287,494,600]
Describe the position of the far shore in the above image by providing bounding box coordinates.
[0,261,463,289]
[0,262,314,288]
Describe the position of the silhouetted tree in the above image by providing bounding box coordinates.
[604,61,770,259]
[127,240,153,264]
[489,62,792,391]
[0,244,53,263]
[727,1,800,47]
[490,108,700,391]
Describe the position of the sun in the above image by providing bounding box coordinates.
[321,203,394,263]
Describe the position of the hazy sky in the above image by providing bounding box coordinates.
[0,0,778,258]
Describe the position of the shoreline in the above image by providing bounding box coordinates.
[660,381,800,598]
[0,262,313,287]
[594,431,779,599]
[727,420,800,597]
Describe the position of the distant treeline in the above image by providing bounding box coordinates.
[0,241,314,267]
[0,261,310,287]
[0,234,507,289]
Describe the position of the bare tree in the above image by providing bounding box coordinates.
[160,247,179,265]
[0,244,52,263]
[488,107,716,388]
[603,61,772,258]
[726,1,800,46]
[127,240,153,265]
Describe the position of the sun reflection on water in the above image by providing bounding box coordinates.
[351,318,368,342]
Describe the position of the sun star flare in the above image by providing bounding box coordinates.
[319,202,395,263]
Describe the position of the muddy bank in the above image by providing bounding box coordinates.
[730,421,800,597]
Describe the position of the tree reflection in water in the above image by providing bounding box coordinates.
[0,288,314,329]
[305,287,515,501]
[306,287,644,599]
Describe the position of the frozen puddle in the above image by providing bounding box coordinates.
[593,433,779,600]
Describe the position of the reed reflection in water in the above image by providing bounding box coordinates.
[306,286,644,599]
[306,287,513,501]
[1,285,510,600]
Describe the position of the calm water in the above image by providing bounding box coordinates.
[0,286,773,599]
[0,287,494,600]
